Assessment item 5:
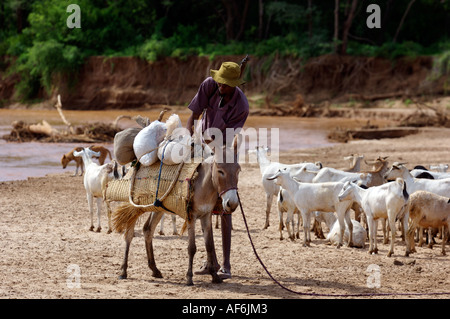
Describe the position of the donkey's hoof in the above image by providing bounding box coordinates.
[118,274,127,280]
[95,227,101,233]
[152,270,163,278]
[89,226,95,231]
[186,279,194,286]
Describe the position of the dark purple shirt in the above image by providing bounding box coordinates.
[188,77,249,143]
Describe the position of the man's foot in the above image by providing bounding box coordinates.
[194,261,220,276]
[217,267,231,280]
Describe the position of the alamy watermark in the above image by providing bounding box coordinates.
[156,122,280,165]
[66,4,81,29]
[66,3,381,30]
[66,264,81,289]
[366,4,381,29]
[66,263,383,289]
[366,264,381,288]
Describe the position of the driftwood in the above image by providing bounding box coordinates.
[2,98,170,143]
[28,120,57,136]
[328,126,420,143]
[54,95,75,134]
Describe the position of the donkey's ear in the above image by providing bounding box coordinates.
[233,134,243,153]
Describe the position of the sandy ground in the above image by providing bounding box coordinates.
[1,126,450,300]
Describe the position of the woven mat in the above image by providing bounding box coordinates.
[105,161,201,220]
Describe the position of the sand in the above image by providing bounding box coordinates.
[1,127,450,300]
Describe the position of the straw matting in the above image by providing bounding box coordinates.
[105,161,201,220]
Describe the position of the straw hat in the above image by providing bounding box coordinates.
[210,62,245,87]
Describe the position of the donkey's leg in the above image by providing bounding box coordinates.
[119,223,135,279]
[200,215,220,273]
[200,215,222,284]
[186,219,197,286]
[143,211,164,278]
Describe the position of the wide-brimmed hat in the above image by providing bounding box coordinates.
[210,62,245,87]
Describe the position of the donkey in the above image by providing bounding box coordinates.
[113,134,242,286]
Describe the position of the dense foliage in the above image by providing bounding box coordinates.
[1,0,449,100]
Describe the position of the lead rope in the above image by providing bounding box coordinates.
[236,191,450,298]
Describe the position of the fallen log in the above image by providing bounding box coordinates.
[329,126,420,143]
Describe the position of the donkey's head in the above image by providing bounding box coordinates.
[211,134,242,213]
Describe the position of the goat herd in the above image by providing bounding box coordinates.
[63,144,450,266]
[251,146,450,258]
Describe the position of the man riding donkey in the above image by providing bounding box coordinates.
[186,56,250,280]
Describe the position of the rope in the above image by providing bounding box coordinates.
[236,191,450,298]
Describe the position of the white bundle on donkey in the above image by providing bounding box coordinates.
[157,114,192,165]
[133,114,194,167]
[133,120,167,166]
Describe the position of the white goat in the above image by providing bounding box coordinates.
[267,168,354,248]
[277,188,301,240]
[341,154,364,172]
[429,164,449,172]
[74,147,118,233]
[309,166,373,185]
[384,162,450,197]
[314,212,367,248]
[405,191,450,256]
[338,178,409,256]
[249,146,321,229]
[410,168,450,179]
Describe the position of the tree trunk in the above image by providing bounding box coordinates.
[235,0,250,41]
[333,0,340,54]
[307,0,313,39]
[222,0,235,41]
[258,0,264,39]
[340,0,358,55]
[393,0,416,43]
[221,0,250,41]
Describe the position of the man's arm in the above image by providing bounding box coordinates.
[186,111,202,136]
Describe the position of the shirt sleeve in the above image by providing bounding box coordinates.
[188,77,217,115]
[227,108,249,130]
[227,91,249,130]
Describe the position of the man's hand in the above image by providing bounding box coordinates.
[186,111,201,136]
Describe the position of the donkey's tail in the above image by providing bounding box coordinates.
[112,202,146,234]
